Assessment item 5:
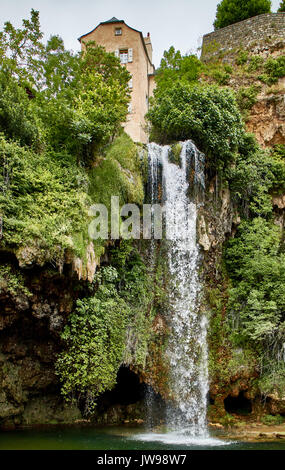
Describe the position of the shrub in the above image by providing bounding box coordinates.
[236,85,260,115]
[147,83,244,170]
[56,272,130,401]
[261,414,284,425]
[259,55,285,85]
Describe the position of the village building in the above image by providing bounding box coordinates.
[78,17,156,143]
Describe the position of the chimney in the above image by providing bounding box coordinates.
[144,33,153,62]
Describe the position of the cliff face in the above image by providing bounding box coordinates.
[246,78,285,147]
[197,178,285,422]
[0,264,81,426]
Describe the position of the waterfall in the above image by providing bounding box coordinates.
[147,141,208,436]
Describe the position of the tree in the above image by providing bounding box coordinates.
[0,10,131,161]
[154,46,202,95]
[147,83,244,169]
[278,0,285,11]
[214,0,272,30]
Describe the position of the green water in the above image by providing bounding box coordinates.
[0,426,285,450]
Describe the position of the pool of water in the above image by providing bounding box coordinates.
[0,426,285,450]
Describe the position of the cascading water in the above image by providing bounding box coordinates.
[147,140,208,437]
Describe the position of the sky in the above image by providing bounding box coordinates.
[0,0,282,67]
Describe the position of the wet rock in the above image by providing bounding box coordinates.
[22,395,82,425]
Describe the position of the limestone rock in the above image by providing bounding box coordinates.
[73,241,99,282]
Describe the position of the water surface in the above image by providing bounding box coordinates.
[0,426,285,450]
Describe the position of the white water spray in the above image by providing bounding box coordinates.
[147,141,208,437]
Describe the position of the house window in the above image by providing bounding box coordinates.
[128,102,132,114]
[119,49,129,64]
[115,28,122,36]
[129,78,133,89]
[128,48,133,63]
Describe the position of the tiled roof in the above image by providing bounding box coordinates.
[101,17,123,24]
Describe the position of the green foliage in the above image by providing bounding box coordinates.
[0,264,32,297]
[219,412,236,427]
[0,9,44,86]
[247,55,264,72]
[228,139,285,217]
[88,132,144,212]
[214,0,271,30]
[0,11,136,264]
[0,135,93,262]
[258,361,285,397]
[155,47,203,94]
[147,83,244,170]
[56,269,130,401]
[225,218,285,346]
[236,85,260,116]
[278,0,285,12]
[168,143,182,165]
[0,10,131,163]
[261,414,285,425]
[0,74,44,149]
[236,49,249,65]
[56,246,155,401]
[259,55,285,85]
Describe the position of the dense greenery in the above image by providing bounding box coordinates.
[228,140,285,217]
[0,10,156,406]
[147,83,244,170]
[0,10,137,265]
[154,47,203,93]
[0,11,130,160]
[259,55,285,85]
[214,0,271,30]
[56,245,155,403]
[0,135,92,263]
[226,218,285,345]
[56,266,130,402]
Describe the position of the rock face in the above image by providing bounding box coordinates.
[247,79,285,147]
[0,265,82,428]
[198,172,285,421]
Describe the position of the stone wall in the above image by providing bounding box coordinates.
[202,13,285,61]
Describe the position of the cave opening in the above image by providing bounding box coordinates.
[96,366,148,411]
[224,392,252,415]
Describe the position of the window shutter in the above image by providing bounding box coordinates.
[115,49,119,58]
[128,48,133,63]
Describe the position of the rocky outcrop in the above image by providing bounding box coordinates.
[0,265,83,428]
[247,79,285,147]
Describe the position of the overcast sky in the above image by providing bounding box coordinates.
[0,0,282,67]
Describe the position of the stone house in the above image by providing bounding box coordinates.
[78,17,156,143]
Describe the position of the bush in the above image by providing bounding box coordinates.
[56,271,130,401]
[214,0,272,30]
[259,55,285,85]
[147,83,244,170]
[56,249,155,403]
[261,414,284,425]
[278,0,285,12]
[258,360,285,397]
[0,135,93,264]
[236,86,260,115]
